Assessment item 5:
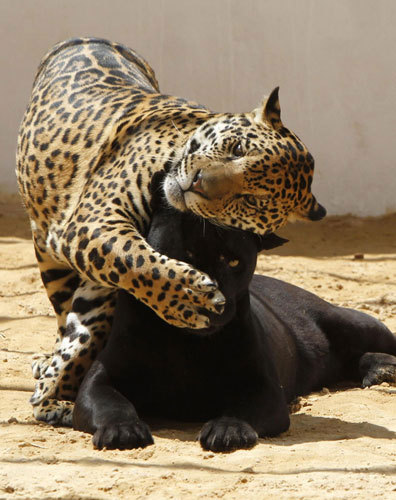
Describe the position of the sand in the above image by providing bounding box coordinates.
[1,194,395,500]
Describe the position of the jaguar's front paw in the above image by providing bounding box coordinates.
[198,416,258,452]
[92,419,154,450]
[141,263,226,330]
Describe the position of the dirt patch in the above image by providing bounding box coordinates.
[1,195,395,499]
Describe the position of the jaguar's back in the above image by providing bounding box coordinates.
[17,38,202,233]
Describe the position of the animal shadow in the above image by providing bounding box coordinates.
[147,411,396,446]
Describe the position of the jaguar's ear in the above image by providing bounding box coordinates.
[253,87,282,130]
[255,232,289,253]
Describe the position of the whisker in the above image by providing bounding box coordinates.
[171,120,182,136]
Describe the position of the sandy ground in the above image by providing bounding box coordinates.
[1,194,396,500]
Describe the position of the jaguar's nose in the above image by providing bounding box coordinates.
[188,170,206,196]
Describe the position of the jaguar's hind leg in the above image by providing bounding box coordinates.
[359,352,396,387]
[31,279,116,405]
[31,245,116,423]
[30,242,80,398]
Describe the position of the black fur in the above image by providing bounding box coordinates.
[73,203,396,452]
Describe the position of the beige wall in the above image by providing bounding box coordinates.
[1,0,396,215]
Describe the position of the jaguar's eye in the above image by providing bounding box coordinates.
[245,195,258,208]
[232,141,244,158]
[188,139,200,154]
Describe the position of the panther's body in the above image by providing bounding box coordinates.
[74,198,396,452]
[16,37,325,424]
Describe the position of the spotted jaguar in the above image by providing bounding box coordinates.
[16,37,325,425]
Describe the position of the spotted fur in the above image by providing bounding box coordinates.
[16,38,325,424]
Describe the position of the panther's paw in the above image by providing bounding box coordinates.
[198,416,258,452]
[92,420,154,450]
[360,352,396,387]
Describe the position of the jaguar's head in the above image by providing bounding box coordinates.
[163,88,326,234]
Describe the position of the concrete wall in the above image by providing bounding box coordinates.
[1,0,395,215]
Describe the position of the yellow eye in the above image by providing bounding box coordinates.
[232,141,244,157]
[229,259,239,267]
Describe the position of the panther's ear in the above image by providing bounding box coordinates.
[255,233,289,253]
[253,87,282,130]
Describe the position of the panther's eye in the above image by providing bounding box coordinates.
[232,141,244,158]
[245,195,258,209]
[228,259,239,268]
[188,139,200,154]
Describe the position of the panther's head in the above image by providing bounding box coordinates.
[164,88,326,234]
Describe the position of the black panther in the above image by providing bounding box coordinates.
[73,192,396,453]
